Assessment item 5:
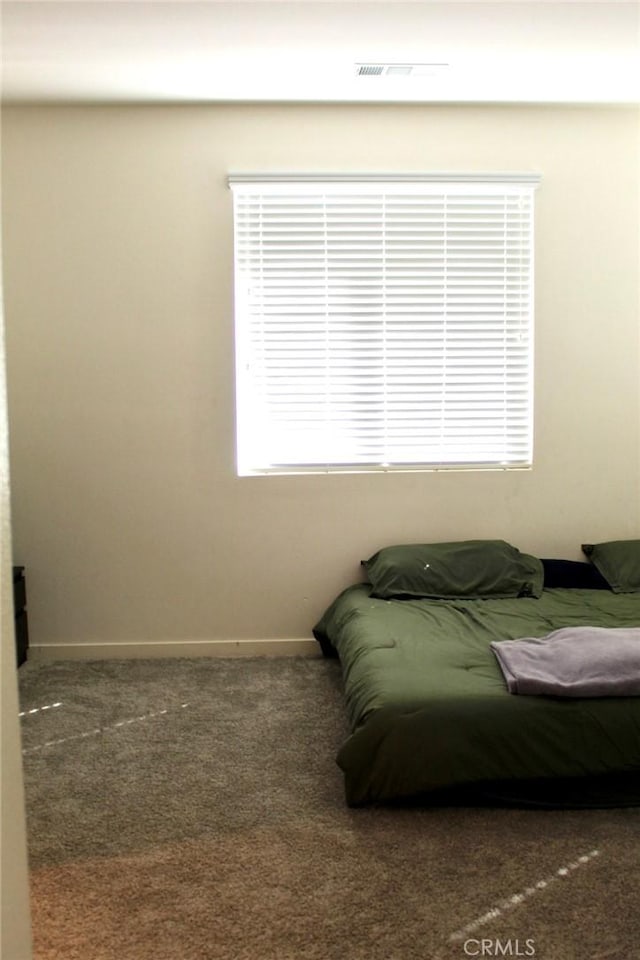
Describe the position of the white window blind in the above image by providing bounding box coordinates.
[230,175,539,475]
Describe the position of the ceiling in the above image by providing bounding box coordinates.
[2,0,639,105]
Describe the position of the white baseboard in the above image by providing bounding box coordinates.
[28,638,321,661]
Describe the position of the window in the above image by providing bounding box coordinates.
[230,174,539,475]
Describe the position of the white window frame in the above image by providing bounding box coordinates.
[229,174,540,476]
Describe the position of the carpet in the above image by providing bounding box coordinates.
[18,656,640,960]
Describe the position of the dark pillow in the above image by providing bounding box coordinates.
[541,559,610,590]
[362,540,543,601]
[582,540,640,593]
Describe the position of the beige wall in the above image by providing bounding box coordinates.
[1,217,32,954]
[2,103,639,653]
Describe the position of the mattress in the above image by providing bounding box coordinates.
[313,585,640,807]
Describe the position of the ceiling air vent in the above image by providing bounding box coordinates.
[356,63,448,78]
[357,65,385,76]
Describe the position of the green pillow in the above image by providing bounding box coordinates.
[582,540,640,593]
[363,540,543,601]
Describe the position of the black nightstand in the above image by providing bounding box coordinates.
[13,566,29,667]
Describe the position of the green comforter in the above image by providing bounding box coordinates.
[313,585,640,806]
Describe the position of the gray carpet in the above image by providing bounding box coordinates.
[18,656,640,960]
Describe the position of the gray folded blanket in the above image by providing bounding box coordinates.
[490,626,640,697]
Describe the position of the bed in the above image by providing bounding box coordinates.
[313,539,640,807]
